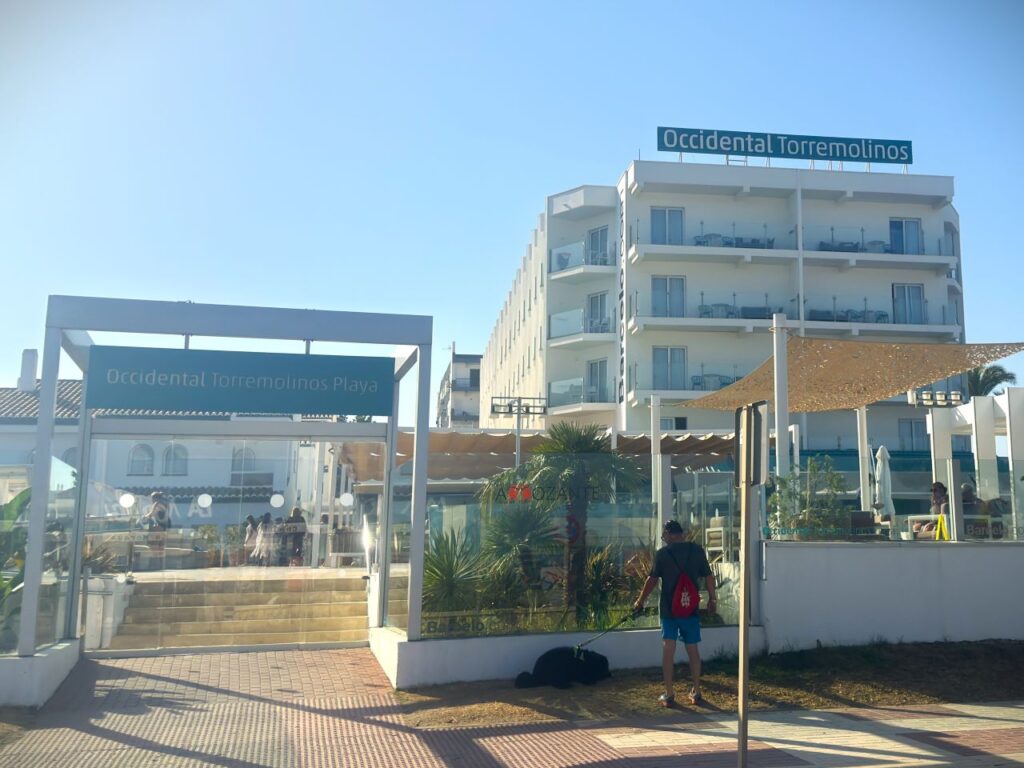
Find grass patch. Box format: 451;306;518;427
396;639;1024;729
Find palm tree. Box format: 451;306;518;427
967;365;1017;397
478;422;644;618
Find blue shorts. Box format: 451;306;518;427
661;615;701;644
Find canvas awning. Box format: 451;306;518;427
688;337;1024;413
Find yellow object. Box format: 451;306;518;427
935;513;950;541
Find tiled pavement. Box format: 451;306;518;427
2;649;1023;767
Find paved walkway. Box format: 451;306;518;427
1;649;1023;767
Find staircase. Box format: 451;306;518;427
108;575;368;650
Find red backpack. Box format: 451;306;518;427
667;545;699;618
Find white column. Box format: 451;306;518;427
19;325;62;656
970;396;999;502
771;313;790;479
855;407;871;512
1004;388;1024;540
377;379;401;628
405;343;431;641
650;394;662;531
928;408;961;541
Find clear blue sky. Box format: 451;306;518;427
3;0;1023;423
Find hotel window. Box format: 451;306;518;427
660;416;689;431
128;444;155;476
587;226;609;263
889;218;922;255
232;447;256;472
650;207;684;245
651;276;685;318
163;445;188;476
587;292;610;332
892;283;925;324
898;419;928;451
652;346;686;389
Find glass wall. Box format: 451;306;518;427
0;466;32;654
35;457;79;648
81;436;382;651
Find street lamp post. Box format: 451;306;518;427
490;396;547;467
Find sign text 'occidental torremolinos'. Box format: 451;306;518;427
657;127;912;164
85;346;394;417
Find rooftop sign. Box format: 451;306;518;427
85;345;395;416
657;127;912;164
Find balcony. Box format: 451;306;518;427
626;363;744;405
549;241;617;283
548;308;618;349
625;220;956;273
801;294;961;339
628;291;790;334
547;377;615;413
450;377;479;392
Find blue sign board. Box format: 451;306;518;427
85;346;395;417
657;127;912;164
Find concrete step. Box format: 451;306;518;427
129;589;367;608
118;615;367;636
131;576;367;596
123;601;367;624
107;628;368;650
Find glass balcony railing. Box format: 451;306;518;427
547;377;614;408
549;241;613;273
802;295;961;326
548;308;616;338
628;363;743;393
629;290;793;322
802;225;950;257
628;218;795;250
624;219;955;258
450;377;479;391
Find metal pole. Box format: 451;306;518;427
737;406;752;768
856;406;871;514
771;314;790;479
515;397;522;469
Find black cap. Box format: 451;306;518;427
663;520;684;535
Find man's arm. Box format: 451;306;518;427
633;576;659;612
705;574;717;611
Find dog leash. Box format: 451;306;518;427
573;609;640;655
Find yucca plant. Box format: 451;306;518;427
422;528;482;613
481;504;560;592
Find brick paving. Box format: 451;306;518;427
1;648;1023;766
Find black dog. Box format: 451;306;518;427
514;647;611;689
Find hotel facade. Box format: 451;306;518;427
480;159;966;453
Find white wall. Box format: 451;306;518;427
0;641;80;707
371;624;767;689
760;541;1024;651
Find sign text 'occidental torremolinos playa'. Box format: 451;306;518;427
657;127;912;164
85;346;394;416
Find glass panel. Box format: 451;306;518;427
651;209;667;244
669;277;685;317
653;347;668;388
904;219;922;255
35;456;78;648
548;308;584;338
81;437;379;651
420;450;662;639
889;219;904;254
667;209;684;245
0;466;31;654
651;277;667;316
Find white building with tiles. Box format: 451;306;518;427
480;158;965;452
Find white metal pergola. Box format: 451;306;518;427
20;295;434;657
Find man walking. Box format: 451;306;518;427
633;520;715;706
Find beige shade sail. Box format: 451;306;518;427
687;336;1024;413
338;430;737;482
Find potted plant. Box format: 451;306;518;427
768;456;849;541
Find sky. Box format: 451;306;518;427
2;0;1023;424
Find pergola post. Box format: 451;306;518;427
856;406;871;513
771;314;790;479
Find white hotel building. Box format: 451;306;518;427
480;159;965;453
